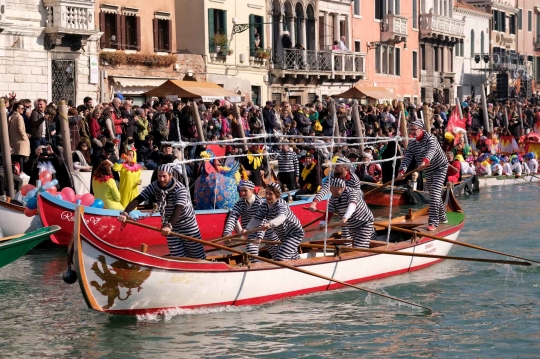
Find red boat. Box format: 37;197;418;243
37;190;327;247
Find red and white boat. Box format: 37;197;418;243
38;190;327;247
70;196;465;315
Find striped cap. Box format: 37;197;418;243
409;120;425;129
335;157;351;165
266;182;282;196
239;180;255;190
157;164;173;174
329;178;346;188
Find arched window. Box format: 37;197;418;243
480;31;484;55
470;30;475;58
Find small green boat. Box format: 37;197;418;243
0;226;61;269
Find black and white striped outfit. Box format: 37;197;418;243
222;195;278;256
314;172;363;240
399;132;448;227
328;188;374;248
247;198;305;261
139;179;206;259
276;150;299;190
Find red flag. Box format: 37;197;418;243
447;105;467;133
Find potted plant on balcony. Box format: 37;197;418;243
256;48;270;60
212;33;228;55
227;49;234;56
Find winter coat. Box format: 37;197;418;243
8;113;30;156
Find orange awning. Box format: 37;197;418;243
145;80;240;102
332;85;401;101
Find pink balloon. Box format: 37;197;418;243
21;184;36;196
24;207;37;217
46;186;57;195
80;193;95;207
38;170;52;184
60;187;76;203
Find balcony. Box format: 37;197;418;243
43;0;99;50
419;11;465;42
381;14;408;43
271;49;366;80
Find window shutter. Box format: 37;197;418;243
249;14;255;56
153;18;159;52
396;47;400;76
259;16;264;49
99;12;106;48
222;10;227;36
168;19;173;53
208;9;215;51
114;13;122;50
136;16;141;51
120;15;126;50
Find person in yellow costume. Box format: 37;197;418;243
113;149;142;208
92;160;123;210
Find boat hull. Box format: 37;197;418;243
38;191;326;246
0;200;42;237
73;219;462;315
0;226;61;268
477;174;540;187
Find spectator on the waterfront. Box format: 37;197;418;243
338;36;348;51
446;152;461;184
29;98;48;150
72;141;92;172
8;101;30;178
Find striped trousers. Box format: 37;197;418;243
266;227;304;261
348;221;375;248
168;225;207;260
245;229;280;262
425;168;447;227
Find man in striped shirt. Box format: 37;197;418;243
276;140;299;191
397;120;448;231
118;164;206;259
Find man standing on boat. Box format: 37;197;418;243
397;120;448;231
319;178;374;248
223;180;277;257
118;164;206;259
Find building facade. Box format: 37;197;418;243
0;0;100;104
419;0;465;104
351;0;421;104
453;0;491;101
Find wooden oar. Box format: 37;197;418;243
300;243;531;266
209;227;265;244
373;221;540;265
302;214;326;229
125;220;433;313
363;168;418;197
0;234;24;242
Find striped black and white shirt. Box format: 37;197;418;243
223;195;263;236
399;133;448;173
139;179;198;231
276;150;299;177
329;187;374;226
247;198;304;238
314;171;363;203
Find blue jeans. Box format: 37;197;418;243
30;137;47;151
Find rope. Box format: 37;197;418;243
385;114;400;246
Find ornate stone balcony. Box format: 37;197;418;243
381;14;408;43
43;0;100;50
419;11;465;42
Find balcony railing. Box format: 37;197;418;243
420;70;440;88
419;12;465;40
272;49;365;75
44;0;95;32
381;14;408;43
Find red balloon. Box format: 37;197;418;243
38;170;52;184
20;184;36;196
46;186;57;195
60;187;76;203
24;207;38;217
80;193;95;207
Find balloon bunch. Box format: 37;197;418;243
20;170;57;217
56;187;104;208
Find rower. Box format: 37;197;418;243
118;164;206;259
397;120;448;231
319;178;374;248
222;180;277;256
246;182;305;261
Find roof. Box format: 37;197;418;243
332;85;401;101
144;80;240;102
454;0;490;16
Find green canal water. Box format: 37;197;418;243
1;185;539;358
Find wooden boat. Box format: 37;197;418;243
476;174;540;187
0;199;42;237
0;226;61;269
70;193;464;315
38;190;327;247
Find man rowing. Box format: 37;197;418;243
319;178;374;248
246;182;305;261
397;120;448;231
118;164;206;259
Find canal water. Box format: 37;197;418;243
1;185;539;358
